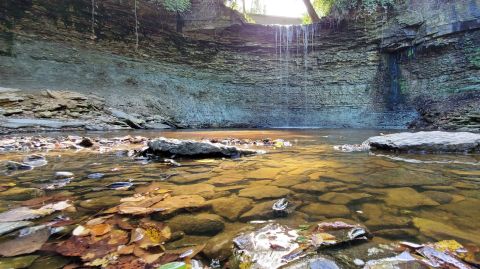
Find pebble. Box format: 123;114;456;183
55;171;74;178
87;173;105;179
353;259;365;266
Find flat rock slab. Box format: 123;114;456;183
147;137;260;158
1;118;86;129
367;131;480;153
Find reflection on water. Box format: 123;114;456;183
1;129;479;265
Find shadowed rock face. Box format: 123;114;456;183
0;0;479;129
367;131;480;153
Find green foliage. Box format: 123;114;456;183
311;0;397;18
470;47;480;68
160;0;191;12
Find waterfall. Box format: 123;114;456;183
274;23;317;127
91;0;96;40
134;0;139;51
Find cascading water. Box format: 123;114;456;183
274;24;317;127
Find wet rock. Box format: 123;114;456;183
239;200;276;221
168;213;225;236
146;137;259;158
206;173;246;185
0;255;40;269
170;173;210;184
232;224;302;269
79;196;122;210
54;171;74;178
238;186;290;200
151;195;207;215
203;224;253;261
360;204;411;229
171;183;215;198
291;182;329;193
422;191;455;204
373;228;419;240
209;196;253;221
87;173;105;179
78;137;94;147
22;155;47;167
384;187;439;208
1;118;87;129
270;175;307;187
110;109;145;129
5;161;33;171
0;221;33;236
245;167;281;179
363;251;429;269
300;203;350;218
367;131;480;153
412;217;480;245
318;192;372;205
437;199;479;221
283;256;341;269
0;187;45;201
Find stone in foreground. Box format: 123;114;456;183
367;131;480;153
146;137;260;158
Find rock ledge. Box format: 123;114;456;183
367;131;480;153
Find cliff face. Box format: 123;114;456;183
0;0;479;129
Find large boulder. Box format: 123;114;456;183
367;131;480;153
146;137;260;158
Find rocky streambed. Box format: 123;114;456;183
0;129;479;268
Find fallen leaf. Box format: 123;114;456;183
118;205;155;216
105;255;146;269
117;245;135;255
86;215;113;226
107;230;129;245
0;227;50;256
90;223;112;237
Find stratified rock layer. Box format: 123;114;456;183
1;0;479;130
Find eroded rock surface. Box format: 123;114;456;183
146;137;260;158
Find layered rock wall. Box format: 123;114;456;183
0;0;479;129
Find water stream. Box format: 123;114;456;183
0;129;479;267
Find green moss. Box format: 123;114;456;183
469;47;480;68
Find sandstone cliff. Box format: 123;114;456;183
0;0;479;130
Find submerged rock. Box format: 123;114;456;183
146;137;260;158
209;196;253;221
238;186;290;200
384;187;439;208
367;131;480;153
300;203;350;218
0;187;45;201
168;213;225;236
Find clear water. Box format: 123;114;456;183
1;129;479;265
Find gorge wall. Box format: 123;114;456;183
0;0;479;129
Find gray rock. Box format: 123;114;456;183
367;131;480;153
109;108;145;129
146;137;259;158
0;118;86;129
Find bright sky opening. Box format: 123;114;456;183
244;0;307;18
